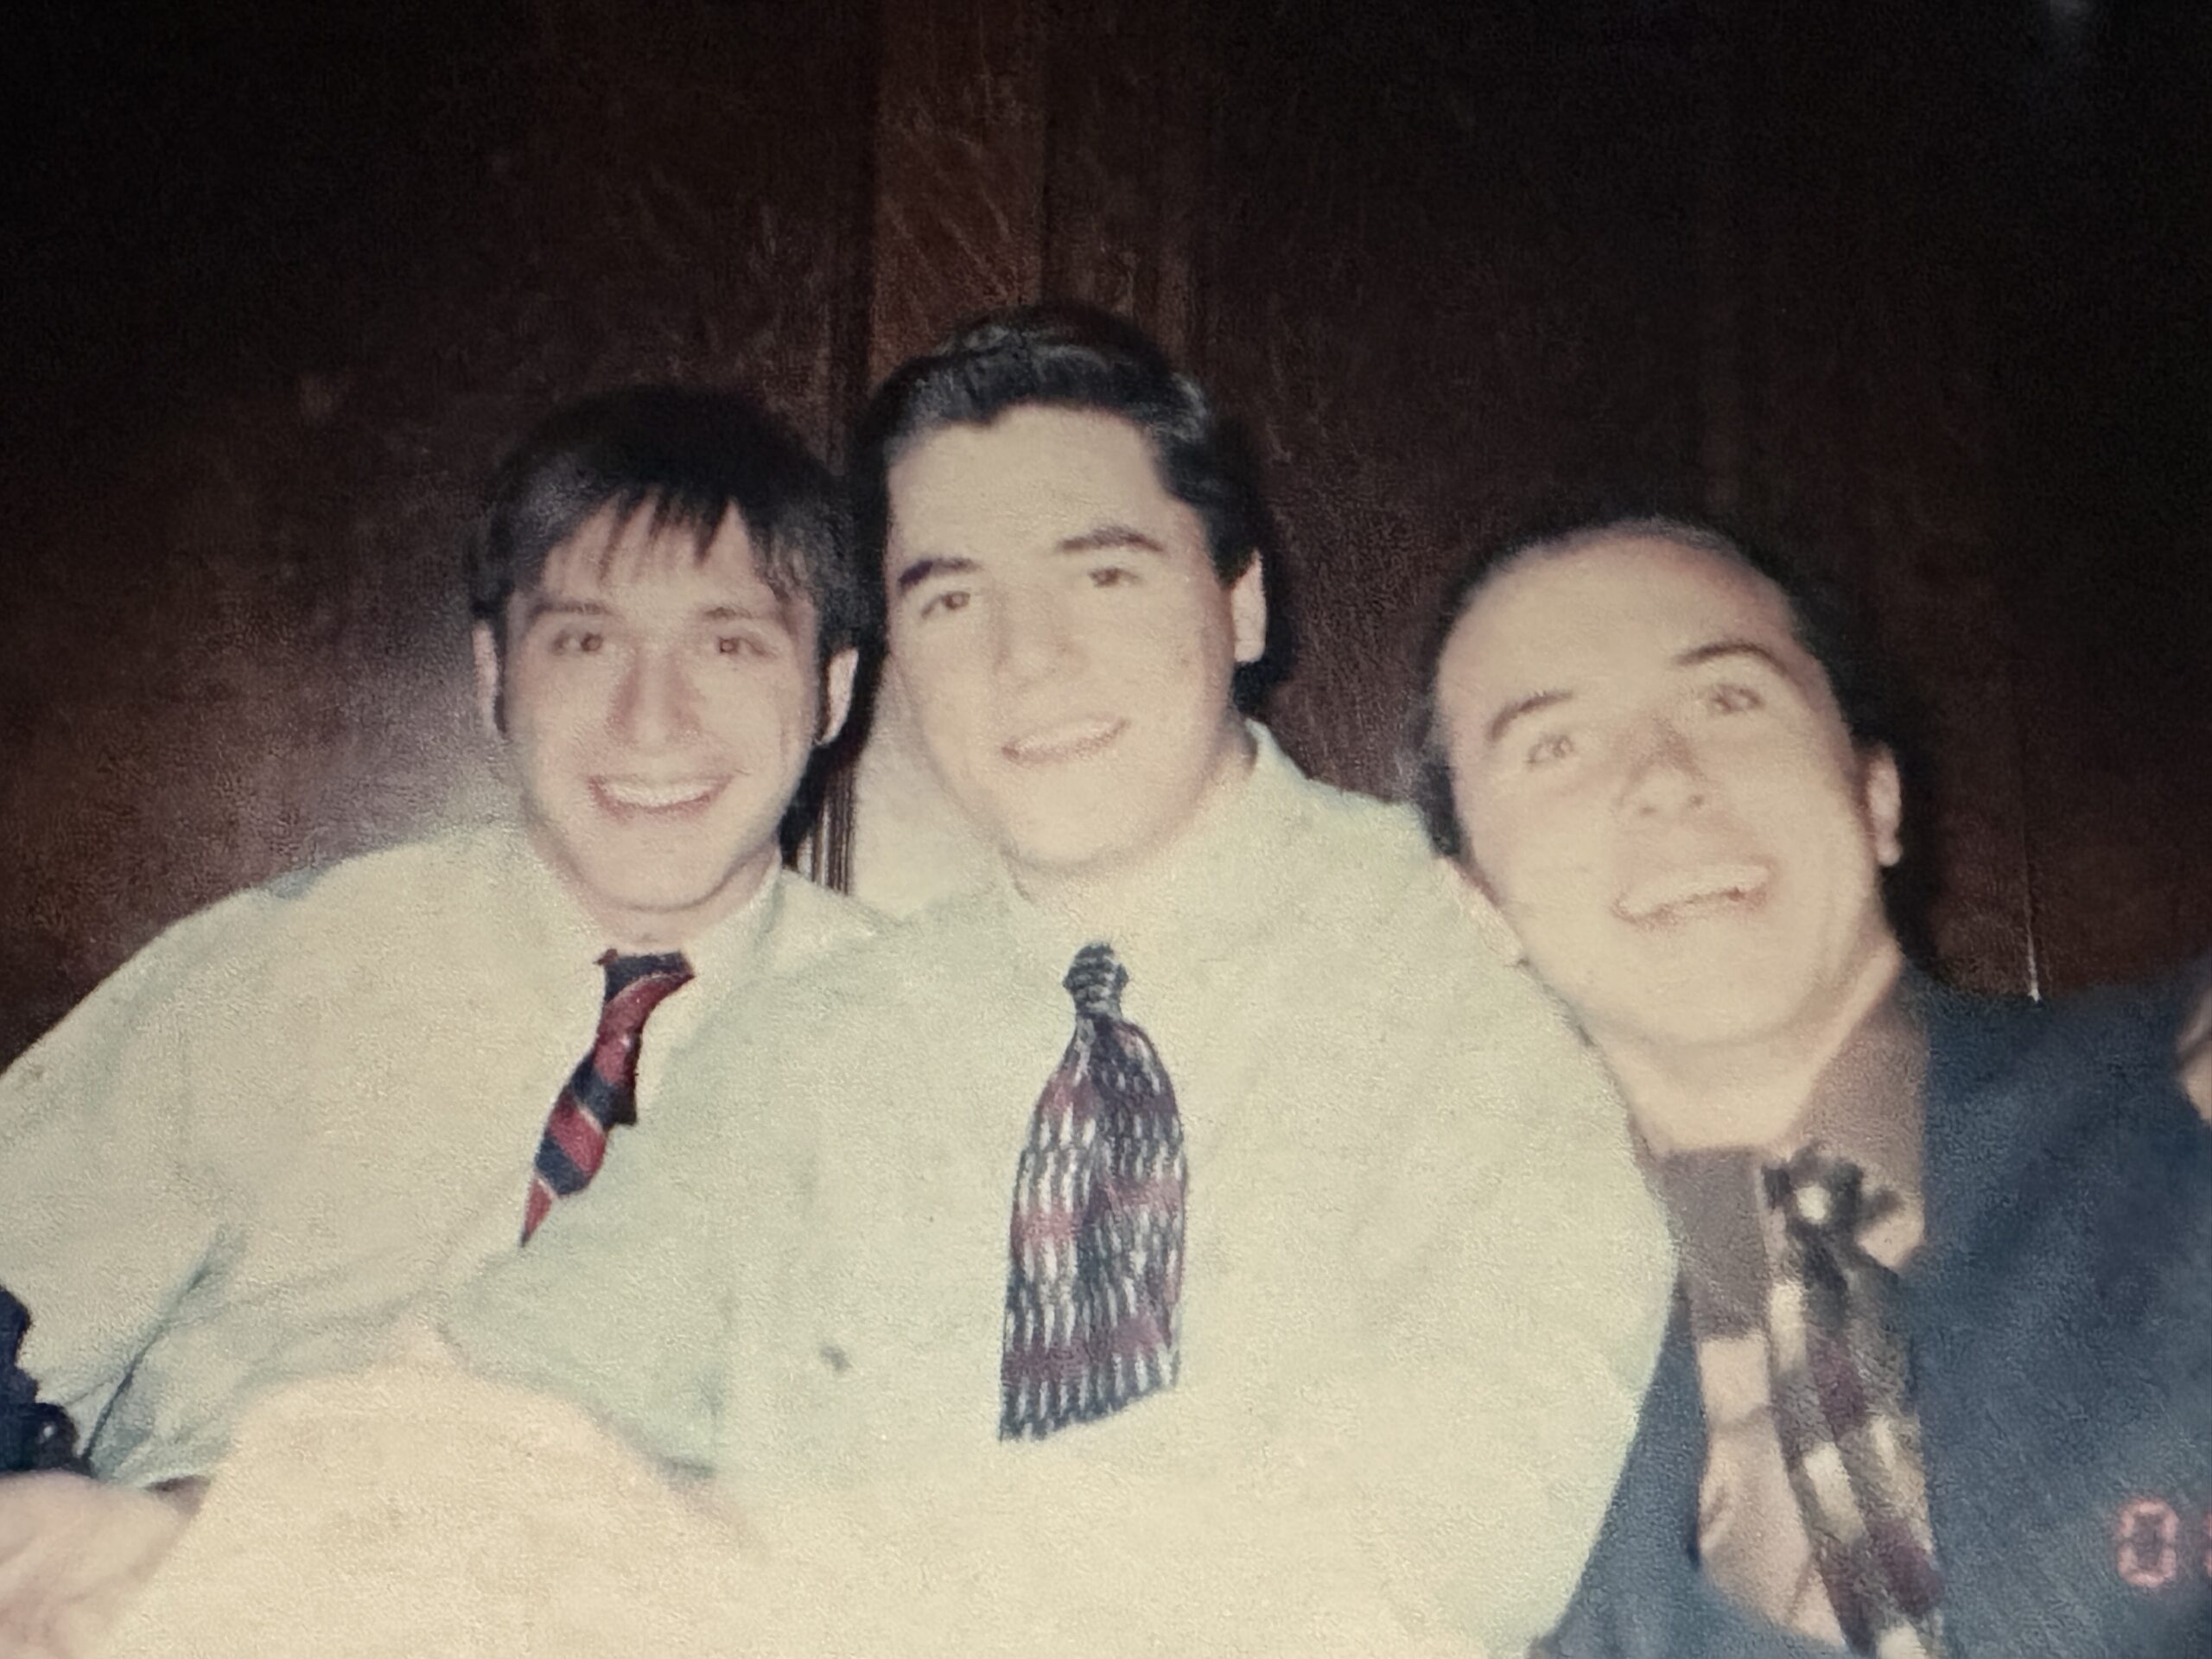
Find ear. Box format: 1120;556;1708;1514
817;646;860;747
1228;556;1268;666
1446;858;1529;967
1862;744;1904;868
470;623;506;741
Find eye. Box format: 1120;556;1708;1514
918;589;970;619
1703;682;1764;715
549;630;605;656
1525;731;1576;768
715;633;767;658
1089;565;1135;589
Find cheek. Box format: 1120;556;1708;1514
898;658;992;753
505;667;606;741
702;670;816;753
1460;788;1601;909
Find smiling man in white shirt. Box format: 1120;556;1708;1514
0;385;873;1649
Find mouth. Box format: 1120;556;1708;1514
1001;716;1125;766
592;776;728;817
1615;862;1771;926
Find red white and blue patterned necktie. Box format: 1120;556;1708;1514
1763;1142;1946;1656
1001;942;1187;1440
519;949;692;1244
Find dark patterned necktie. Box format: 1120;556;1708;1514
1762;1143;1946;1657
520;949;693;1243
1000;942;1187;1440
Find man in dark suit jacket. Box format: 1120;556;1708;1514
1414;512;2212;1657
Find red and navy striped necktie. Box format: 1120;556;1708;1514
520;949;693;1243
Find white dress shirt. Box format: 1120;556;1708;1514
0;823;872;1485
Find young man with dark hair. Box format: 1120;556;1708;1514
0;386;872;1643
1421;515;2212;1656
447;308;1675;1651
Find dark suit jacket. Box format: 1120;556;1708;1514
1548;975;2212;1657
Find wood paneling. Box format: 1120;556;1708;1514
6;0;2206;1063
866;0;1047;380
1;1;878;1061
1189;1;1708;797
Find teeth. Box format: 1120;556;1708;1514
1618;863;1769;923
599;779;720;810
1004;718;1122;764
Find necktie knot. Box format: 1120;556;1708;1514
598;948;693;1003
1063;942;1129;1020
1763;1142;1892;1244
593;950;694;1047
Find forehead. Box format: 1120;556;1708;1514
530;503;790;611
884;404;1181;550
1438;537;1813;725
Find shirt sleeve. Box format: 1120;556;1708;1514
440;1077;735;1475
0;891;278;1462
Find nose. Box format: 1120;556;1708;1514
1618;719;1707;818
992;586;1077;686
613;645;700;747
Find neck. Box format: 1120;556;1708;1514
1600;937;1908;1157
1010;721;1255;940
535;836;776;957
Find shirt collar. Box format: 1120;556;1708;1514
1651;978;1930;1342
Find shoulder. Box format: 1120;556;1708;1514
1;882;289;1090
1271;762;1577;1038
1930;972;2193;1122
246;826;518;927
755;870;885;981
766;887;1008;1021
1262;738;1439;875
1927;969;2210;1220
11;836;468;1042
694;890;1033;1116
1242;736;1484;959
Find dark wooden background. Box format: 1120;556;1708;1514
5;0;2207;1064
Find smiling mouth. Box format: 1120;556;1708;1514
593;777;728;815
1615;863;1771;925
1001;717;1125;766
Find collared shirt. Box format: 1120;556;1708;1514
450;726;1674;1651
0;823;872;1486
1650;983;1930;1645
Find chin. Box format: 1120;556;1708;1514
1640;1093;1806;1153
1005;837;1126;880
1624;980;1814;1049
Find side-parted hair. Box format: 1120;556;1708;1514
1409;513;1911;862
849;304;1266;645
467;385;866;665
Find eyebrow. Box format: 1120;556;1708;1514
1673;639;1796;679
520;596;613;626
519;597;780;626
1484;689;1573;748
1481;639;1798;749
1056;523;1166;557
893;554;977;597
893;524;1166;597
